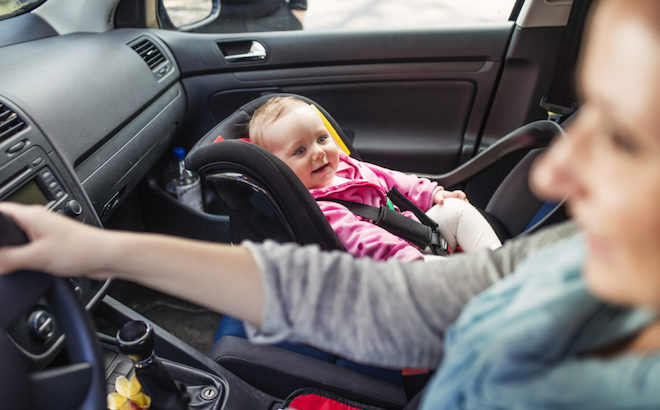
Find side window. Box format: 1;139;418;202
160;0;520;34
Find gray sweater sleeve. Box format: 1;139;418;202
242;221;576;369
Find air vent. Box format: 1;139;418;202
130;38;166;70
0;103;26;143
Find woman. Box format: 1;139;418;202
1;0;659;407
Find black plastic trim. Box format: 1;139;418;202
420;120;562;187
155;23;514;77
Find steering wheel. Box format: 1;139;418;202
0;213;106;410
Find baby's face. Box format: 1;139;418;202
263;104;339;189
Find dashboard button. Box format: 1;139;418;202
64;200;83;216
6;140;26;154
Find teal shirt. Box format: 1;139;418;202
421;235;660;409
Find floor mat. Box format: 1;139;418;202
106;279;221;354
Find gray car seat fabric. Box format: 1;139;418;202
486;148;547;237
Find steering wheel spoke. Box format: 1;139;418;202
0;271;54;328
29;362;94;410
0;332;29;410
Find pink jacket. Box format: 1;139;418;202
309;153;441;262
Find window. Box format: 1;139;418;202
160;0;519;34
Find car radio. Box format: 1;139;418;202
0;145;83;218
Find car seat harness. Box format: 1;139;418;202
317;187;450;256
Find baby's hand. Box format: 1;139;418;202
433;189;468;205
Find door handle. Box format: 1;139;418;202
223;41;267;62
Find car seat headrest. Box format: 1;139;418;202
211;103;351;156
191;93;359;159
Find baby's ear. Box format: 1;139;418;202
309;104;350;156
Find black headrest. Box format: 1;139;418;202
191;92;359;159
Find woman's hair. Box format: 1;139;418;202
248;96;308;148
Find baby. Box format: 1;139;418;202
249;96;501;262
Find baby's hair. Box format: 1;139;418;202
248;96;309;148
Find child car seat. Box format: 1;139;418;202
186;93;565;247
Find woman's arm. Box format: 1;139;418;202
0;202;575;368
0;203;265;326
244;221;577;368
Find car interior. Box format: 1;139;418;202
0;0;583;408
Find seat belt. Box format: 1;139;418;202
386;187;439;230
539;0;592;122
317;197;449;255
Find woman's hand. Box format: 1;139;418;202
290;9;307;25
433;189;468;205
0;202;111;279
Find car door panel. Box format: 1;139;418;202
157;24;514;174
282;80;475;174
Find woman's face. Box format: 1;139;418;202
532;0;660;309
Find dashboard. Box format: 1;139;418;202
0;26;185;366
0;27;184;219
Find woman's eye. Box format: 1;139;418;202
610;132;639;155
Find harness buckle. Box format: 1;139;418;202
539;96;577;123
429;231;450;256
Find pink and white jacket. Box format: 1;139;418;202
309;153;441;262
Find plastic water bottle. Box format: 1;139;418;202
172;146;203;211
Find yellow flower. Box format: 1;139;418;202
107;374;151;410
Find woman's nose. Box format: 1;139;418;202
531;123;587;202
